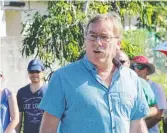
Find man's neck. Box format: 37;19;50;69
97;63;116;87
96;61;114;72
30;82;44;93
142;76;148;81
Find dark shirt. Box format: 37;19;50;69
17;84;47;133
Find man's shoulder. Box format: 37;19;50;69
140;78;149;85
61;60;81;70
17;84;30;94
120;66;138;79
118;67;141;90
54;60;83;76
149;80;163;90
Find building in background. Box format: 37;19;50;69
0;1;48;92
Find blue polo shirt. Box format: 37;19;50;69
39;56;149;133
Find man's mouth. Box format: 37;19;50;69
93;50;104;53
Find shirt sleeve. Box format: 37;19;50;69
131;77;149;120
39;70;65;119
153;82;167;110
17;90;24;112
4;88;12;99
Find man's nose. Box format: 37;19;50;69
95;36;103;45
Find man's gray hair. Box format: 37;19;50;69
85;12;123;41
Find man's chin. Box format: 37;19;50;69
92;58;106;65
31;80;40;83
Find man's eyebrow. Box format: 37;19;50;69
88;31;110;35
88;31;97;34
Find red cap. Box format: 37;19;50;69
132;56;155;75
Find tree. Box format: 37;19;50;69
21;1;167;79
22;1;86;69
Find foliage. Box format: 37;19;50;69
150;73;167;96
121;29;148;59
22;0;86;70
135;2;167;41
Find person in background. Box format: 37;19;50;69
131;55;167;133
115;50;157;133
16;59;47;133
0;70;19;133
39;13;149;133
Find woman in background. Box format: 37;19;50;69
0;71;19;133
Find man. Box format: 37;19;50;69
16;59;47;133
115;50;157;133
39;13;149;133
131;55;167;133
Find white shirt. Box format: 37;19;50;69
148;80;167;133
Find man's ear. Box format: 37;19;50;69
1;75;4;82
146;68;150;75
127;60;131;66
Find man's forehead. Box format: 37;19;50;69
116;51;129;60
88;20;114;32
119;56;128;61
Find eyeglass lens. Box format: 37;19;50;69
131;64;147;70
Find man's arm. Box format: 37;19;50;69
39;112;60;133
130;119;148;133
145;109;163;129
4;93;19;133
15;112;23;133
146;105;158;119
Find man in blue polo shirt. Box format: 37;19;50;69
39;13;149;133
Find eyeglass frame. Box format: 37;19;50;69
119;60;128;65
86;33;118;43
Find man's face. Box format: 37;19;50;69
131;64;148;78
85;20;118;67
28;70;44;83
115;51;130;67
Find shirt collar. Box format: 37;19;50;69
82;55;122;69
82;55;96;71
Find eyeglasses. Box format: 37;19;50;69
130;64;147;70
86;33;117;43
119;60;127;64
29;70;41;74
